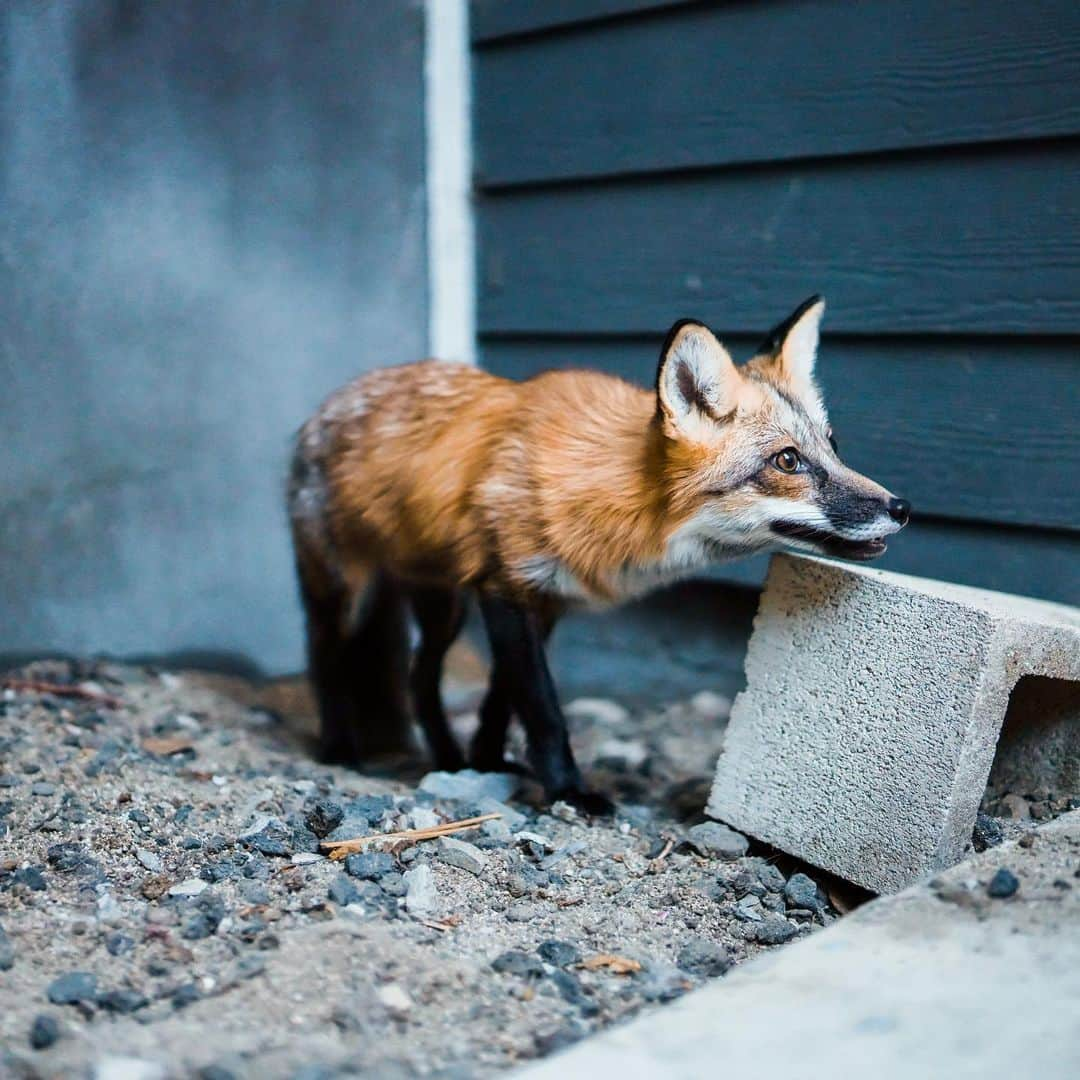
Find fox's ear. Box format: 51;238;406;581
759;295;825;391
656;319;740;439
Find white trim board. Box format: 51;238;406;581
424;0;475;365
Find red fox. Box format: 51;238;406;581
288;297;909;814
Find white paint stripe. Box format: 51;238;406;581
424;0;475;365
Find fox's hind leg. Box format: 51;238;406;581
297;561;414;764
408;586;467;771
470;609;558;773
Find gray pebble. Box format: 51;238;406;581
31;781;56;796
676;938;730;977
784;872;826;914
418;769;518;803
136;848;164;873
344;851;394;880
30;1014;60;1050
14;866;47;891
987;868;1019;898
97;988;149;1014
757;863;787;893
505;901;542;923
753;917;798;945
328;875;361;907
491;950;545;978
47;971;98;1005
537;940;580;968
438;836;488;876
686;822;749;860
105;932;135;957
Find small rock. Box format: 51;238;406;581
492;950;544;978
171;984;200;1009
505;901;541;923
46;842;89;873
687;822;749;860
784;872;826;914
676;938;730;977
14;865;47;891
30;1013;61;1050
47;970;98;1005
328;875;361;907
537;940;580;968
408;807;441;831
92;1057;166;1080
638;961;690;1003
135;848;163;873
31;781;57;796
377;983;413;1015
97;893;124;923
564;698;629;725
734;894;765;922
972;813;1005;852
418;769;518;803
753;917;798;945
105;933;135;957
344;851;394;881
402;864;437;917
689;690;731;721
378;871;407;898
987;868;1020;898
437;836;487;876
167;878;208;898
757;863;787;893
97;988;149;1014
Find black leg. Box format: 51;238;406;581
469;613;553;773
469;670;514;772
409;586;467;771
478;594;613;815
299;566;414;764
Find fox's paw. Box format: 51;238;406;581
552;787;616;818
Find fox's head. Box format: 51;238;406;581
654;296;909;562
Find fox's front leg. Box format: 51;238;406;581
478;593;614;817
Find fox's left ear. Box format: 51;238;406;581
760;295;826;393
656;319;741;441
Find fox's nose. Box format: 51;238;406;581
887;497;911;526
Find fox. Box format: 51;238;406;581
287;296;910;815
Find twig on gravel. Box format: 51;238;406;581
578;954;642;975
1;677;124;709
320;813;501;859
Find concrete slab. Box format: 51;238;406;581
708;555;1080;892
514;810;1080;1080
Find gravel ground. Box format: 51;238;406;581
0;657;1070;1079
0;656;832;1080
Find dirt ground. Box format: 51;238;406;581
0;653;1060;1079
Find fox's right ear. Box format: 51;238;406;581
656;319;740;440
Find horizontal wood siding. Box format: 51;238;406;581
475;0;1080;184
479;144;1080;335
472;0;1080;602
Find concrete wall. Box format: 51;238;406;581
0;1;428;673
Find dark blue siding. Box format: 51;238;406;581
472;0;1080;603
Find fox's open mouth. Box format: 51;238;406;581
770;521;888;561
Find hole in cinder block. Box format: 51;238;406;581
982;675;1080;816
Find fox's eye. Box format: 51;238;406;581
827;428;838;453
773;448;801;473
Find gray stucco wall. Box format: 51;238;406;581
0;1;428;673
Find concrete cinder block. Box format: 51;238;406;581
708;555;1080;893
